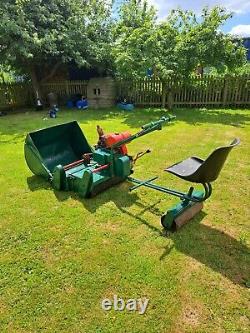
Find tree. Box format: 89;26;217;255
155;7;247;79
0;64;17;83
113;0;157;79
0;0;113;100
113;3;247;89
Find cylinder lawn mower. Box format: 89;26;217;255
24;116;240;231
24;116;173;198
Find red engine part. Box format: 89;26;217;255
104;131;131;155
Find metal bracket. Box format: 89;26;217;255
128;176;210;203
128;176;158;192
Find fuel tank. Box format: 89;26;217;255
104;131;131;155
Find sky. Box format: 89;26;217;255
148;0;250;36
115;0;250;37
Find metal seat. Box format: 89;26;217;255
165;138;240;183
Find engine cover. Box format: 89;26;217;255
104;131;131;155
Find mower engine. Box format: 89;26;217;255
96;128;132;155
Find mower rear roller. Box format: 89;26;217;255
161;201;204;231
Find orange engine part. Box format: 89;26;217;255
104;131;131;155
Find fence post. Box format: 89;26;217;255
167;78;174;110
222;75;229;107
66;80;70;98
161;81;167;108
167;90;173;110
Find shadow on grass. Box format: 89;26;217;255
126;200;250;287
27;175;163;237
0;108;120;136
27;175;140;209
173;108;250;127
27;175;250;287
0;107;169;136
27;175;52;191
159;212;250;287
1;107;249;138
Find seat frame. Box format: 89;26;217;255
128;138;240;230
129;138;240;204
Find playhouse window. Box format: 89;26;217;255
94;88;101;95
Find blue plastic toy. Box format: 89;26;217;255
76;98;88;109
49;105;59;118
117;102;134;111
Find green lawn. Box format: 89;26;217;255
0;107;249;333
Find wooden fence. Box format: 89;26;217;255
40;80;88;103
117;75;250;108
0;82;33;110
117;78;162;106
0;80;88;110
0;76;249;110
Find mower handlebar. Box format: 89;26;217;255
110;115;176;149
141;115;176;130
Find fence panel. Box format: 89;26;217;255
0;83;32;109
170;76;225;107
118;75;250;108
117;78;162;106
41;80;88;103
